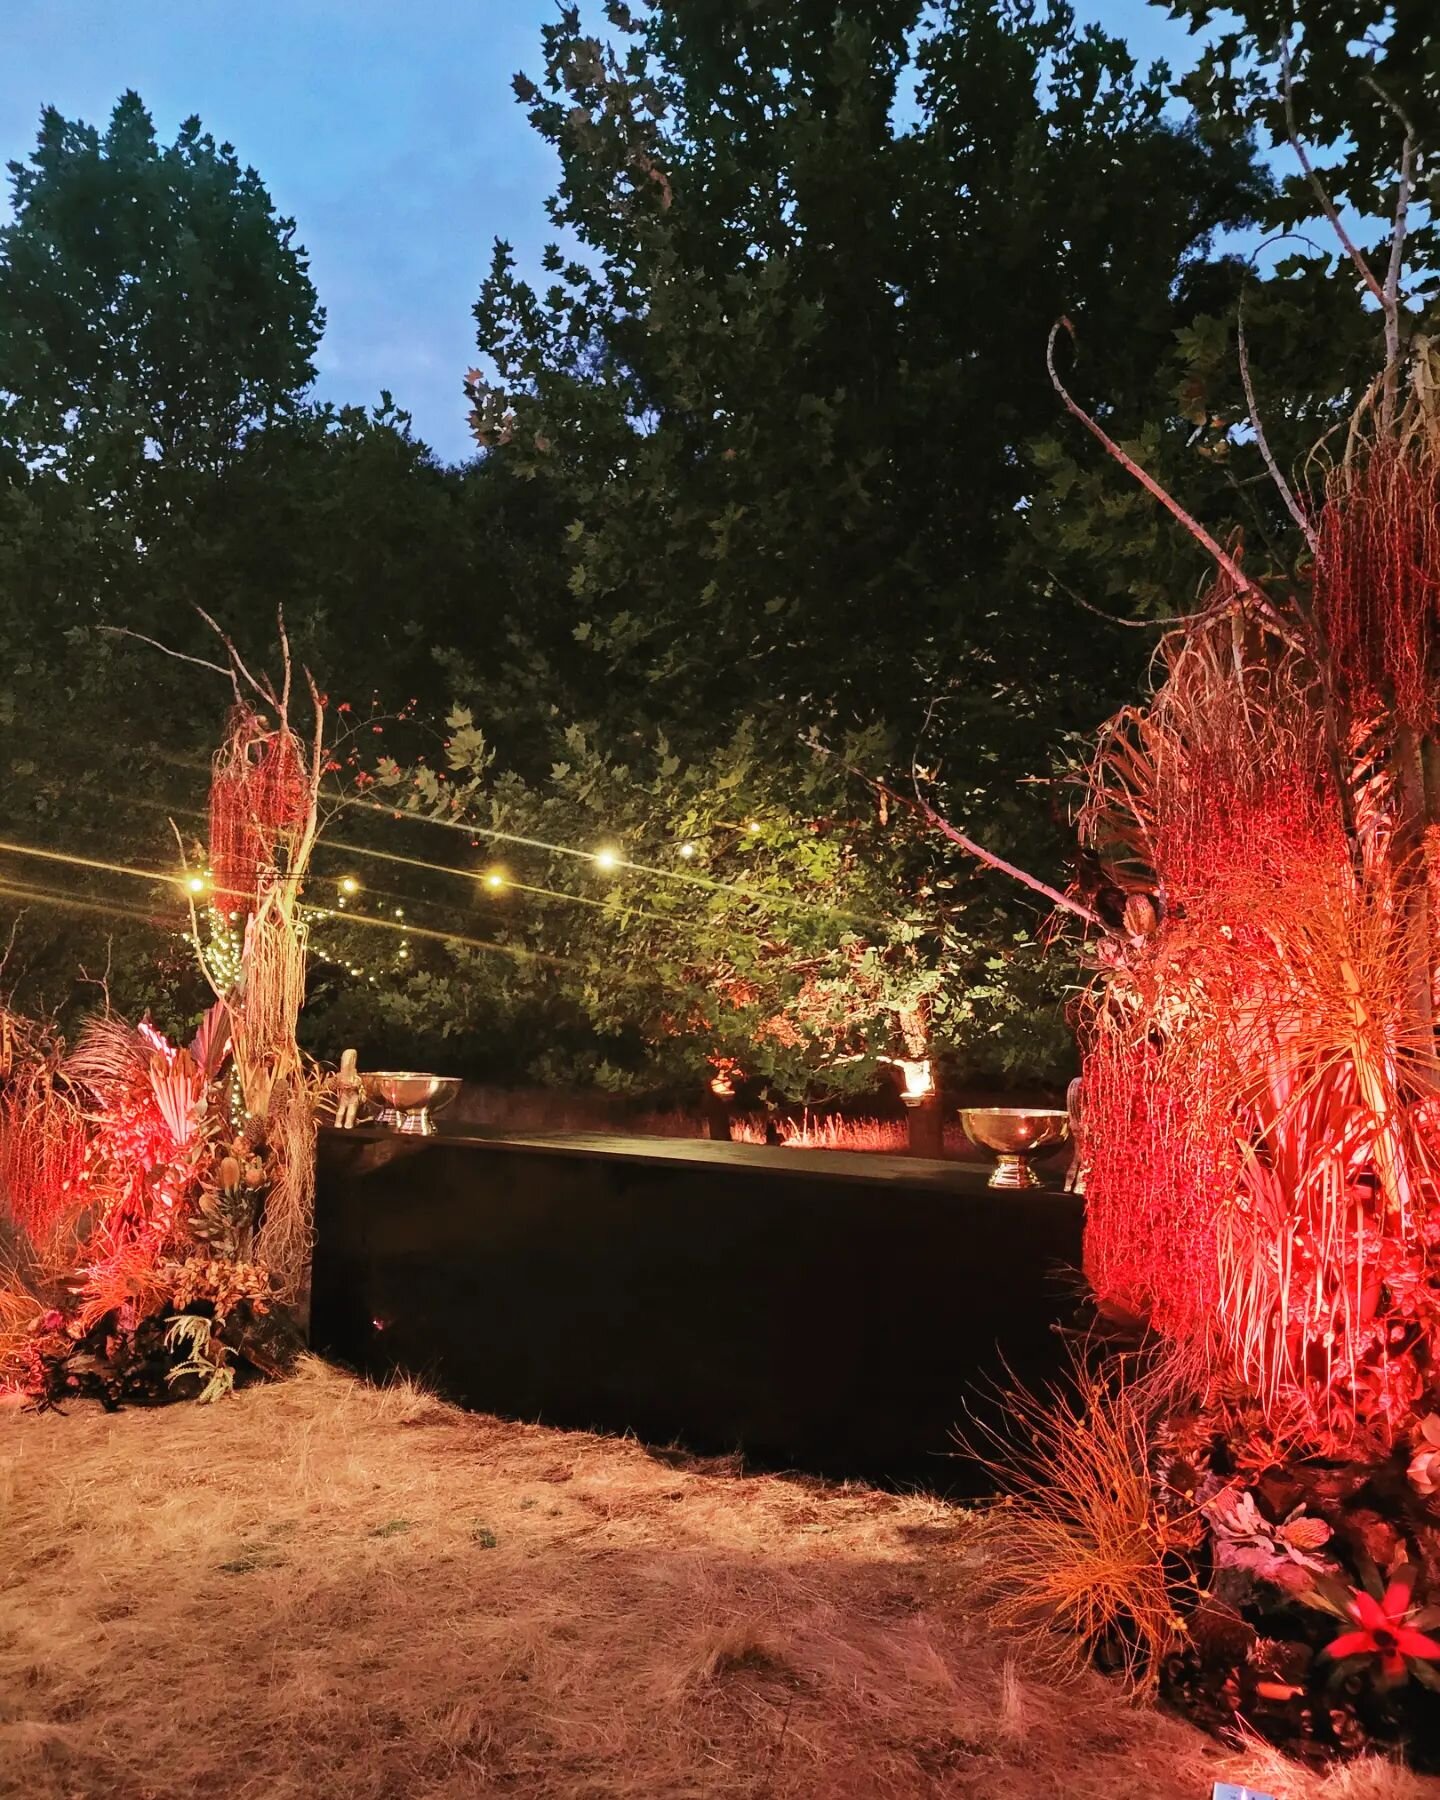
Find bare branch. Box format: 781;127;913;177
1046;319;1304;654
277;603;293;719
169;817;225;1003
193;607;273;708
1372;85;1418;426
99;626;234;689
1047;569;1225;631
1237;289;1318;555
1280;36;1386;309
809;740;1100;927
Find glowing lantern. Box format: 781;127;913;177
896;1058;934;1108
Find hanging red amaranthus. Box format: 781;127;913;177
208;706;311;909
1313;446;1440;736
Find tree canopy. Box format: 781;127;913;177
395;0;1276;1095
0;6;1429;1105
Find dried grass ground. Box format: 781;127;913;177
2;1360;1436;1800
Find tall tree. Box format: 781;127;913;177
0;95;488;1033
0;92;321;493
415;0;1275;1095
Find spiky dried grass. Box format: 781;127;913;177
971;1360;1182;1696
2;1358;1430;1800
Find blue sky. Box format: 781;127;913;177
2;2;1201;464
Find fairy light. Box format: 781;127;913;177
747;821;762;835
340;875;359;895
593;846;621;871
198;905;244;992
187;875;207;894
678;842;697;860
484;869;507;890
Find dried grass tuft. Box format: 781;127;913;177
1;1358;1432;1800
972;1361;1181;1695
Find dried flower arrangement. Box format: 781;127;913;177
0;619;326;1409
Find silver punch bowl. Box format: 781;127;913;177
361;1071;461;1136
956;1107;1070;1189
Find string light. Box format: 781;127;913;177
678;842;697;860
187;875;207;894
593;847;621;871
198;905;244;991
339;813;875;923
484;869;507;890
340;875;359;894
747;821;763;835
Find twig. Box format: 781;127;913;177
1046;319;1305;655
1047;569;1221;630
1280;36;1386;310
99;626;234;688
277;603;292;718
169;818;225;1003
1236;287;1318;556
1364;73;1420;428
809;740;1100;926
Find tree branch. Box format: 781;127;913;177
1046;319;1304;654
809;740;1100;927
1236;288;1318;556
99;626;235;690
1280;36;1386;310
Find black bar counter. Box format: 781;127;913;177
311;1126;1084;1494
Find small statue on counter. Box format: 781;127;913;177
334;1047;363;1129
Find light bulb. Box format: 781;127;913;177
594;846;621;871
187;875;206;894
678;842;696;859
747;821;762;835
485;869;506;890
340;875;359;895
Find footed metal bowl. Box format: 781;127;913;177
362;1071;461;1137
957;1106;1070;1189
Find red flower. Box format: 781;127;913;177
1323;1576;1440;1679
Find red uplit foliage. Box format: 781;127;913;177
1079;1035;1230;1347
0;1064;88;1251
1314;447;1440;736
1073;436;1440;1444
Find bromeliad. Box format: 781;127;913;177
1320;1570;1440;1682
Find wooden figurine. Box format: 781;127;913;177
334;1047;363;1129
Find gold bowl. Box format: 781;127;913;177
362;1071;461;1136
957;1107;1070;1189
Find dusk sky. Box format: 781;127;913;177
3;2;1200;464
